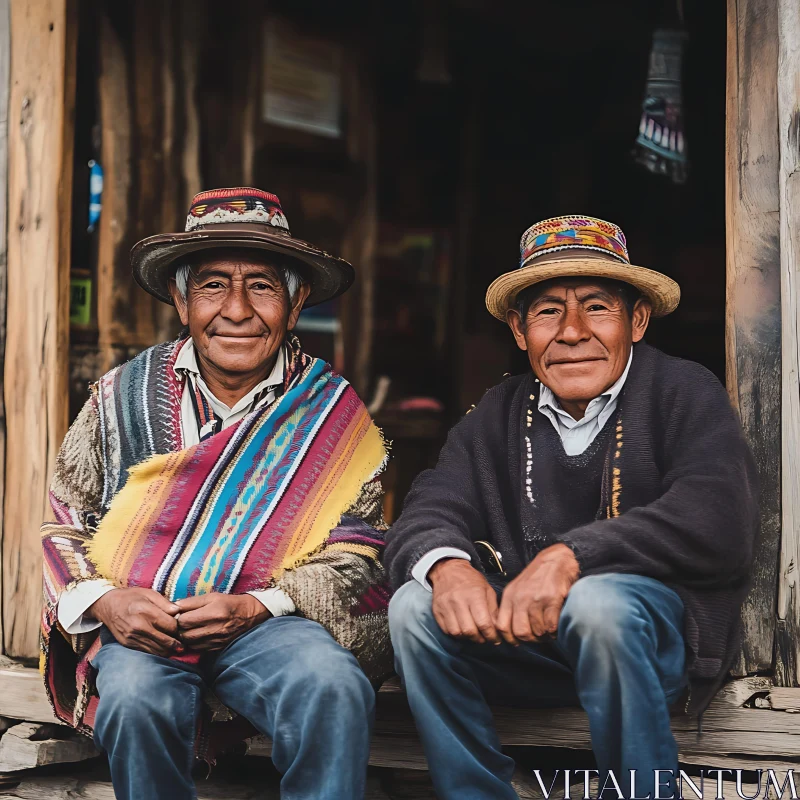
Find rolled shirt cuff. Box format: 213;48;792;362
411;547;472;591
57;579;116;635
247;588;296;617
58;581;296;635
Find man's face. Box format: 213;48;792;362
507;278;651;407
168;249;310;378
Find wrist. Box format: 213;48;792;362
242;594;272;625
540;543;579;575
428;558;473;586
87;588;118;623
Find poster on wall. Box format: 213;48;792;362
262;18;343;139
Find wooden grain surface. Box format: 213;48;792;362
0;722;98;772
768;686;800;709
3;0;76;658
247;688;800;768
0;0;10;655
0;771;395;799
339;56;378;395
96;4;157;371
0;668;59;724
0;777;272;800
725;0;783;676
776;0;800;688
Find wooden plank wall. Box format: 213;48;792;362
96;1;201;374
0;0;10;653
776;0;800;687
725;0;783;675
4;0;77;658
339;56;378;398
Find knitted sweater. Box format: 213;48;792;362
384;342;759;713
523;411;614;559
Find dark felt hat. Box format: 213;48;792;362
130;187;355;307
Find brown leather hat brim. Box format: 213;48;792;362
130;224;355;307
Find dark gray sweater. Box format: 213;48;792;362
383;342;759;713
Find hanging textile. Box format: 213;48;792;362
633;28;689;184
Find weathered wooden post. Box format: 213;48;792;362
725;0;783;677
0;0;10;655
776;0;800;688
3;0;77;659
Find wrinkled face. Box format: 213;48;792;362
168;249;309;379
507;278;651;406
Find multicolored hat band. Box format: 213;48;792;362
485;214;680;320
186;188;290;233
131;187;354;308
520;216;629;268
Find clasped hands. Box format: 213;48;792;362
428;543;580;645
87;589;271;657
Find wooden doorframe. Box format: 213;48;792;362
3;0;77;658
726;0;782;678
0;0;796;673
776;0;800;688
726;0;800;686
0;0;10;654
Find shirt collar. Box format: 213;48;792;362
537;347;633;425
174;338;285;416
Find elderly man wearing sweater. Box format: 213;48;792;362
384;216;758;800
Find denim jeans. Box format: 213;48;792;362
91;615;375;800
389;573;686;800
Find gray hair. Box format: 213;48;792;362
174;261;303;302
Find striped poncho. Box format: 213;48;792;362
41;335;393;734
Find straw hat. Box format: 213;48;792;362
131;187;354;307
485;215;680;320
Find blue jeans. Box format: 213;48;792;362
92;616;375;800
389;573;686;800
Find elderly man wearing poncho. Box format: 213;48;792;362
41;188;392;800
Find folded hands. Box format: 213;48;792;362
427;543;580;646
88;588;271;657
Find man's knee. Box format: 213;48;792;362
388;580;439;654
279;632;375;716
559;574;651;651
93;645;200;736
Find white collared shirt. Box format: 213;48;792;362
536;349;632;456
57;340;296;634
411;349;634;589
176;338;285;446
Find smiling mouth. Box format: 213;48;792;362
548;358;605;366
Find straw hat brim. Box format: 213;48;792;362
485;255;680;320
131;226;355;307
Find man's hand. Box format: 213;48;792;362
89;587;184;657
496;544;580;645
174;593;271;651
428;559;500;644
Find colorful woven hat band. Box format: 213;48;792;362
520;216;629;268
186;187;291;234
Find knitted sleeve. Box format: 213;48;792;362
275;477;393;682
41;392;105;654
560;363;759;586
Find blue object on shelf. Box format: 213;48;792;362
88;159;103;232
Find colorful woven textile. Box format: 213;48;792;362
41;336;392;733
520;216;629;268
186;187;290;233
89;356;386;600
